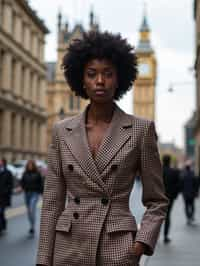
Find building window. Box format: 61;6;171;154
29;30;32;51
21;65;25;98
21;117;25;147
0;0;4;26
37;77;40;104
11;112;16;147
29;71;33;100
36;123;41;150
21;21;25;45
12;10;16;38
11;58;16;93
30;120;33;149
69;94;74;110
0;49;4;89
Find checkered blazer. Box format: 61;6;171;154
37;104;168;266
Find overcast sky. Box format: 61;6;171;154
29;0;195;148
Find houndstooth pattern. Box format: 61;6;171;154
36;104;168;266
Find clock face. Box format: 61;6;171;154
138;62;150;76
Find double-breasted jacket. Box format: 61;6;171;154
37;105;168;266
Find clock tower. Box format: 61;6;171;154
133;11;157;121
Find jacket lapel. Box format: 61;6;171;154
63;109;109;194
95;105;132;175
62;104;133;194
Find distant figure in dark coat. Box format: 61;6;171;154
0;158;13;234
20;160;43;235
162;155;180;243
180;164;198;225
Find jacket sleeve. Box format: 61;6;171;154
37;123;66;266
135;121;168;255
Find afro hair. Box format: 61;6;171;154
62;30;138;100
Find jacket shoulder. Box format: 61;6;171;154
131;114;153;129
53;113;82;130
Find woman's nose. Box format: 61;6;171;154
96;74;104;84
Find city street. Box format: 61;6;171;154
1;181;200;266
147;195;200;266
0;180;145;266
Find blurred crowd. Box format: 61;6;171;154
162;154;200;244
0;158;46;236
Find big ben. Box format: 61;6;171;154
133;11;157;121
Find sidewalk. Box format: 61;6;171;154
145;195;200;266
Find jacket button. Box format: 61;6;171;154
111;164;118;171
73;212;79;219
68;164;74;171
74;197;80;204
101;198;109;205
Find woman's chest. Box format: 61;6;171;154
86;124;110;159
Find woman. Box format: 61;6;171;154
37;31;168;266
20;160;43;235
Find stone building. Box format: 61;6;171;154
0;0;49;162
133;11;157;121
184;112;196;162
194;0;200;173
46;11;99;146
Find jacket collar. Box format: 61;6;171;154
63;103;133;195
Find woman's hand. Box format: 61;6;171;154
133;241;146;258
14;186;23;194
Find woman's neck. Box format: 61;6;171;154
87;102;115;124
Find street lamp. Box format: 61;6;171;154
167;81;194;93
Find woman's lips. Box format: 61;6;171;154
94;89;106;96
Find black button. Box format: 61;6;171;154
101;198;109;205
74;197;80;204
73;212;79;219
111;164;118;171
68;164;74;171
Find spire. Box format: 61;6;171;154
140;2;150;32
57;10;62;31
90;8;94;28
136;3;153;54
89;7;99;31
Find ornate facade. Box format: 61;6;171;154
0;0;49;162
46;11;99;146
133;13;157;121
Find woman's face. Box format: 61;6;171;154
83;59;118;104
27;161;34;171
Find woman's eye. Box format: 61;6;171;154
105;71;113;77
87;72;96;78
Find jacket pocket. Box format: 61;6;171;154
55;214;71;232
106;216;138;233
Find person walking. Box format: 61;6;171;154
36;31;168;266
180;164;198;225
162;154;180;243
20;160;43;235
0;158;13;235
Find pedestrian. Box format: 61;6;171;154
162;154;180;243
20;160;43;235
0;158;13;235
180;164;198;225
36;31;168;266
